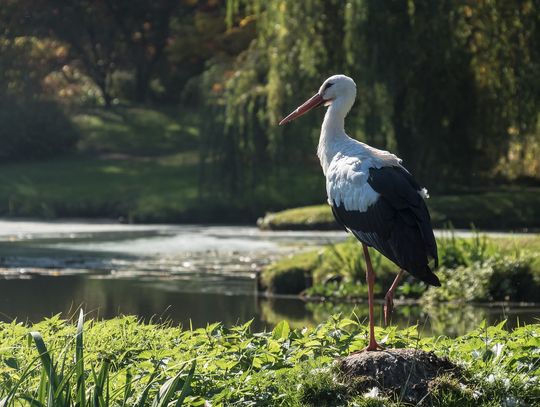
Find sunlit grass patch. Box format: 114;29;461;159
73;106;201;156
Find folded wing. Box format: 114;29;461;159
331;166;440;286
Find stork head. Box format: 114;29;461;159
279;74;357;125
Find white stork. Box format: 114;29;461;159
279;74;439;351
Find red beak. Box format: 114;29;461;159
278;93;325;125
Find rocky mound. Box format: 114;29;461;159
338;349;461;404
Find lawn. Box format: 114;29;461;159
0;105;326;222
72;106;201;156
0;153;329;223
0;154;200;222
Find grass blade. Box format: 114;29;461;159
151;372;183;407
29;332;58;390
174;360;196;407
152;360;197;407
92;359;110;407
54;366;76;401
121;369;132;407
37;367;47;405
135;365;161;407
29;332;65;405
46;369;53;407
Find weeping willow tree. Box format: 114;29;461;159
201;0;539;197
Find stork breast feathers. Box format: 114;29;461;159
326;155;381;212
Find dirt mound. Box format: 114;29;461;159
338;348;460;404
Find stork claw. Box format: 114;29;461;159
350;340;385;354
362;341;385;352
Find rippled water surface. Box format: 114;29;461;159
0;219;537;335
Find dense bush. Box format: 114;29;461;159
0;96;79;160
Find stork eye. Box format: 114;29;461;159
323;82;334;91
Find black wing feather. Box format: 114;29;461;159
331;166;440;286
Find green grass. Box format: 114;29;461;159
262;233;540;303
257;205;338;230
0;314;538;406
258;188;540;231
0;153;327;222
0;103;327;222
72;106;201;156
0;154;201;222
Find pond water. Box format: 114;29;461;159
0;220;537;336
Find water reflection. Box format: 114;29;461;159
258;298;540;336
0;276;264;329
0;274;537;336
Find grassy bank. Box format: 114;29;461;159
0;314;538;406
0;106;325;223
4;151;539;226
262;233;540;304
0;154;326;223
258;187;540;231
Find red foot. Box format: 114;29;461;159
363;341;384;352
351;340;384;354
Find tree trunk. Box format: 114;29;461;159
95;76;113;108
134;67;151;103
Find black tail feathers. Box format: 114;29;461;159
418;266;441;287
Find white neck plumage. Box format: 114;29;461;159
317;97;355;174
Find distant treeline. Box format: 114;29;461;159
0;0;538;190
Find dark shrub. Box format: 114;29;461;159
489;258;540;302
0;96;79;160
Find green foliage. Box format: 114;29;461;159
264;232;540;303
0;316;537;406
0;312;197;406
422;264;494;303
213;0;540;190
437;230;495;268
422;256;540;304
0;96;79;160
261;251;320;294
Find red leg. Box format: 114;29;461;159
360;244;383;351
384;270;404;326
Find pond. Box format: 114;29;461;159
0;219;537;336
